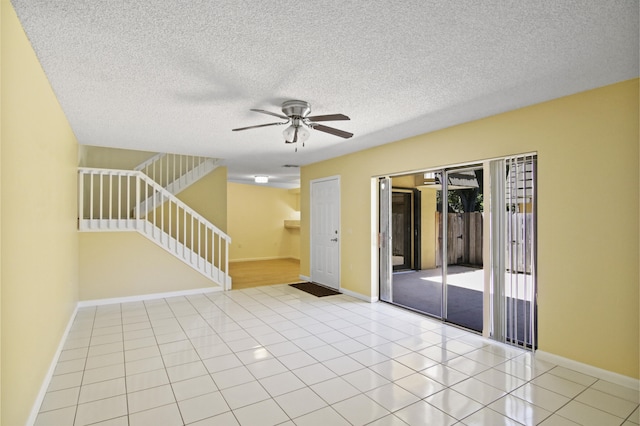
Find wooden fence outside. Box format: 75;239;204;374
436;212;483;267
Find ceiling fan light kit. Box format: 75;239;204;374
232;100;353;150
283;121;310;144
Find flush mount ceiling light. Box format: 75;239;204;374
232;100;353;151
254;175;269;184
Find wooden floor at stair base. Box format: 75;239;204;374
229;258;301;289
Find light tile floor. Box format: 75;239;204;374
35;285;639;426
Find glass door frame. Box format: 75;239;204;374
379;177;392;303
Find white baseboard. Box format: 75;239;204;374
230;256;300;263
536;350;640;390
339;287;378;303
27;305;79;426
299;274;311;282
77;286;223;307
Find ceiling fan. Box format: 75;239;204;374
232;100;353;149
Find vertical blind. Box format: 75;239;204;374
491;154;537;349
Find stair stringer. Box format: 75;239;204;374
137;221;231;290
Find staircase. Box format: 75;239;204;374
134;153;220;215
135;153;220;193
77;154;231;290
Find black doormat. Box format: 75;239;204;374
289;282;341;297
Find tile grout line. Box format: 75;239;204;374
73;306;96;426
122;302;131;426
547;365;635;423
160;297;190;425
173;294;230;425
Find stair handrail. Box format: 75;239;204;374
133;153;215;191
133;152;166;172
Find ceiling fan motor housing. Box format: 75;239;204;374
282;100;311;118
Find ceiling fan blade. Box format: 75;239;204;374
250;108;289;120
312;124;354;139
306;114;350;122
232;121;288;131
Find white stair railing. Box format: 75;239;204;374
78;167;232;290
134;153;220;217
134;153;219;193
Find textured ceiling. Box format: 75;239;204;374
11;1;639;188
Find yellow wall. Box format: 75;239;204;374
301;79;639;378
1;3;4;416
79;232;215;300
178;166;228;233
1;2;80;424
390;175;416;188
228;183;300;261
0;2;3;416
420;188;438;269
79;145;156;170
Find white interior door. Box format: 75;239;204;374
311;177;340;290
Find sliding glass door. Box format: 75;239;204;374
443;167;484;332
379;157;537;345
380;167;484;333
387;173;443;318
